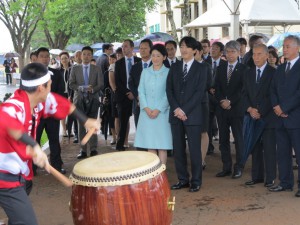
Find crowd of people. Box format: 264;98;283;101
1;33;300;224
2;57;18;85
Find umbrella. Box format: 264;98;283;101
134;32;174;47
93;49;103;57
112;42;122;50
90;43;104;49
4;52;20;58
267;32;300;51
49;49;62;55
66;43;84;52
241;114;266;166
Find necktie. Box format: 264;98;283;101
143;62;148;69
171;60;174;65
212;61;217;77
227;65;233;83
256;69;261;83
84;66;89;85
183;64;188;80
286;62;291;74
127;58;132;73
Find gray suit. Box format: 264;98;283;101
69;64;103;153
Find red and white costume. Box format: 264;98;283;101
0;90;71;188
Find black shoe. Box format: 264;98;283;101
264;180;275;187
216;170;232;177
295;190;300;197
245;179;264;185
114;146;126;151
77;151;87;159
60;168;66;174
90;150;98;157
232;169;242;179
293;164;298;170
202;162;206;170
171;181;190;190
73;138;78;144
268;185;293;192
110;141;116;145
189;184;201;192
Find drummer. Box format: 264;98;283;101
0;63;100;225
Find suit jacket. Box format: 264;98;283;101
69;64;103;107
163;58;178;68
48;67;64;96
271;58;300;128
242;50;255;68
203;55;212;65
209;59;228;111
244;64;277;128
166;60;208;125
114;56;141;103
128;61;153;99
96;54;108;74
214;62;247;117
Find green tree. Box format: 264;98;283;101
0;0;47;69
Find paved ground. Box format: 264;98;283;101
0;130;299;225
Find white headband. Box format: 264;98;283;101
21;71;52;87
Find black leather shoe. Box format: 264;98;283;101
189;184;201;192
295;190;300;197
245;179;264;185
264;180;275;187
60;168;66;174
171;181;190;190
232;169;242;179
268;185;293;192
216;170;232;177
90;150;98;157
77;151;87;159
73;138;78;144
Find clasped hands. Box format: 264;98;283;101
220;99;231;110
174;108;187;121
247;107;261;120
79;85;93;93
273;105;288;117
145;107;160;119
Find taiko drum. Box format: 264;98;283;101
70;151;174;225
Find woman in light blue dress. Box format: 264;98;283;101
134;44;173;165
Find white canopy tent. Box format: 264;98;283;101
184;0;300;38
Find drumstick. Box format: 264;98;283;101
27;148;73;187
81;107;101;145
81;128;95;145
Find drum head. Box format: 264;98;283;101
70;151;165;187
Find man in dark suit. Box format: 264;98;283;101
167;36;208;192
164;40;178;68
35;47;65;173
242;35;264;68
214;41;247;179
244;44;277;187
129;39;153;127
201;38;212;65
207;41;226;155
115;39;141;150
96;43;113;78
69;46;103;159
236;37;247;63
269;35;300;197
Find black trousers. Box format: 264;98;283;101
36;118;62;170
6;73;12;84
116;101;132;149
208;111;218;151
251;128;276;183
217;114;244;171
171;123;202;186
276;127;300;189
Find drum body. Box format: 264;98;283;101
70;151;173;225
